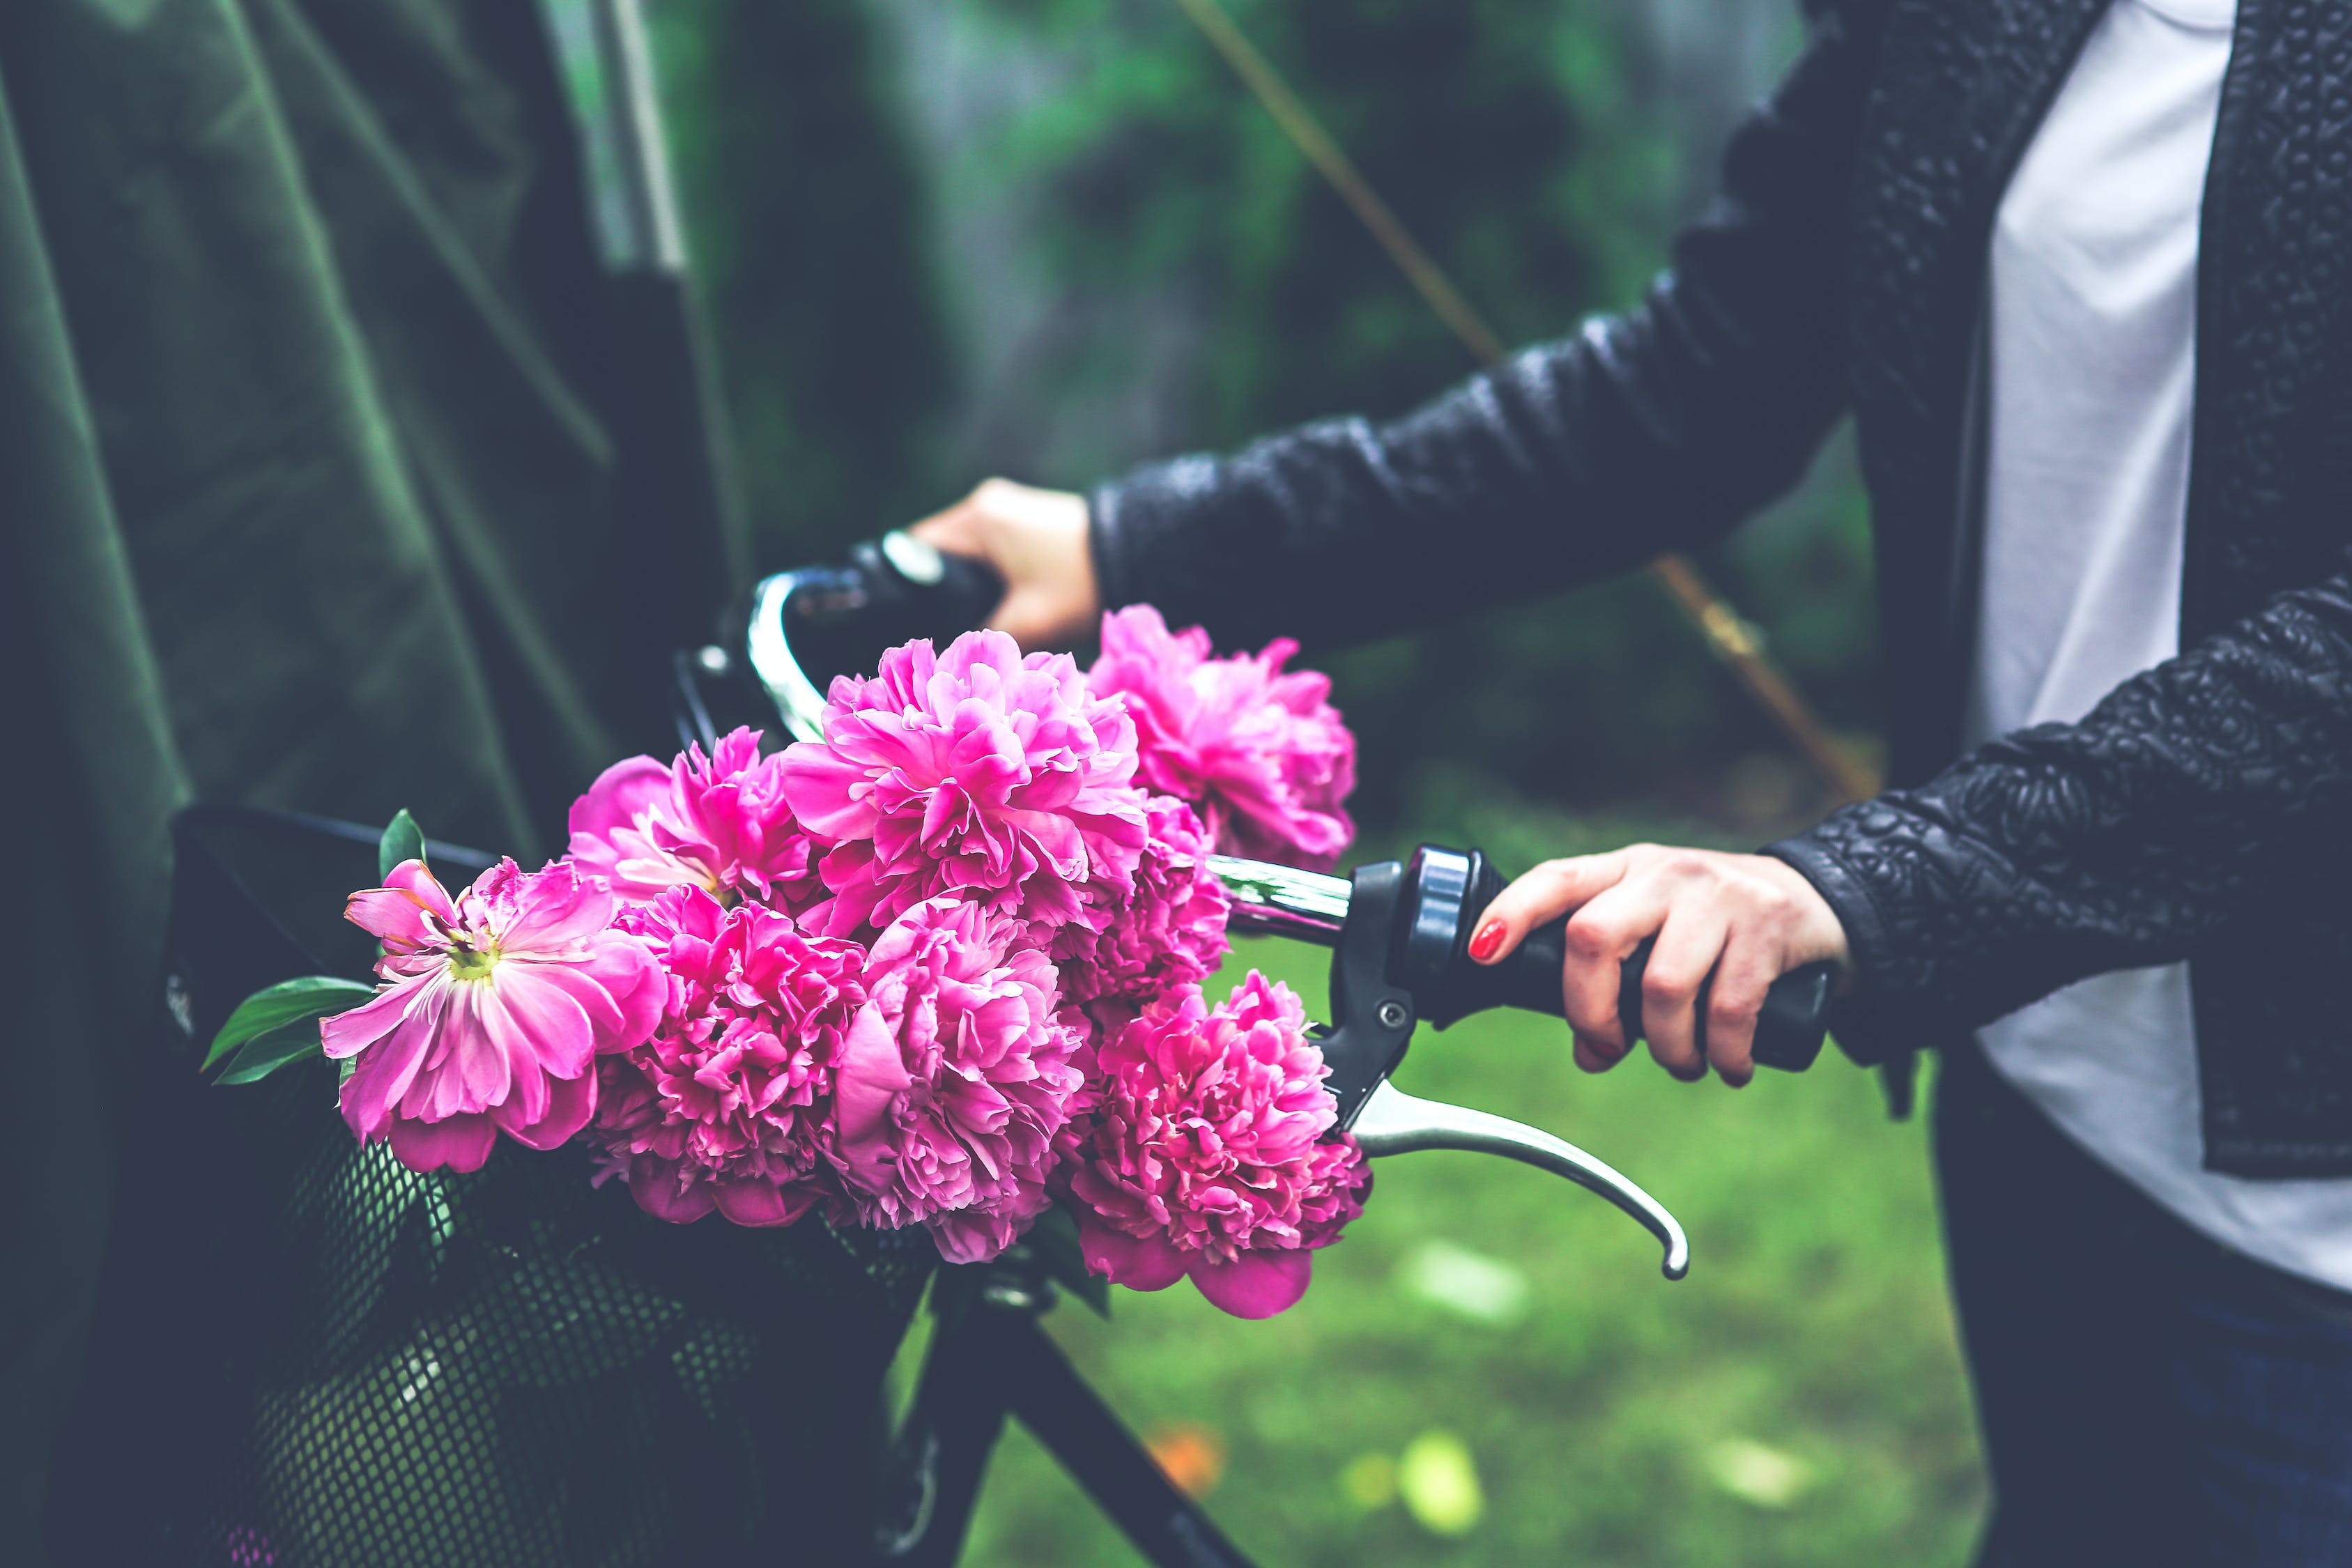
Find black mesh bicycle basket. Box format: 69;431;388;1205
45;806;937;1568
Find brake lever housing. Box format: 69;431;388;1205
1213;851;1691;1278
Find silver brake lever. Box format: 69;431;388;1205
1351;1079;1689;1279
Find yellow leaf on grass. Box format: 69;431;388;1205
1397;1430;1484;1535
1338;1452;1396;1512
1705;1437;1815;1509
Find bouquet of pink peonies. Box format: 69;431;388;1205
208;610;1368;1319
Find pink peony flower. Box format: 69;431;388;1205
828;896;1090;1263
1086;606;1356;870
323;859;664;1174
778;631;1149;937
1052;794;1231;1020
1068;971;1371;1319
589;886;882;1227
567;727;823;912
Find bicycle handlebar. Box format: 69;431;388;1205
1215;847;1834;1072
1390;847;1834;1071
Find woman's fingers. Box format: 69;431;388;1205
909;479;1096;647
1572;1033;1626;1073
1475;845;1852;1087
1556;875;1673;1056
1702;923;1785;1089
1468;851;1631;964
1635;902;1731;1080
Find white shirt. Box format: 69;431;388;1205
1969;0;2352;1291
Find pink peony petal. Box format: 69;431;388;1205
776;744;883;841
625;1158;719;1223
930;1204;1030;1266
495;862;618;953
567;732;821;907
1188;1248;1313;1319
1059;971;1369;1316
386;1112;498;1174
1087;606;1354;871
383;859;459;925
823;898;1086;1259
493;1063;598;1151
1079;1215;1188;1291
599;937;668;1051
483;961;599;1084
712;1179;819;1228
778;629;1146;937
828;1002;912;1193
332;975;455;1140
318;980;415;1062
345;887;438;951
569;755;672;845
587;888;873;1229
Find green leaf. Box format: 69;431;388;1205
215;1018;329;1086
379;808;425;882
1029;1204;1111;1318
204;975;376;1070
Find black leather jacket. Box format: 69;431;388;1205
1087;0;2352;1178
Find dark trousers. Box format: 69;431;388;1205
1935;1038;2352;1567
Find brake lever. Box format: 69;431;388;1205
1353;1080;1688;1279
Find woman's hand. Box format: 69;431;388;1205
909;479;1098;649
1468;845;1850;1086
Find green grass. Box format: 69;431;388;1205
956;882;1984;1566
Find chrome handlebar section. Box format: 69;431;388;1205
746;569;833;743
1206;855;1351;944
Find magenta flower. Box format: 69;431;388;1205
589;886;880;1227
323;859;664;1174
1087;606;1356;870
778;631;1149;937
1068;971;1371;1319
1053;794;1231;1021
567;727;823;913
829;896;1090;1263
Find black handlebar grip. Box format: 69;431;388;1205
780;534;1009;693
849;534;1008;647
1614;934;1834;1072
1403;848;1833;1072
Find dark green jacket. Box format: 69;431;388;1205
0;5;735;1559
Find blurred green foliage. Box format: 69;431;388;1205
647;0;953;552
650;0;1880;823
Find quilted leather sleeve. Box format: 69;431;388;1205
1771;570;2352;1063
1087;0;1888;653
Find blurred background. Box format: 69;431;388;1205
644;1;1977;1561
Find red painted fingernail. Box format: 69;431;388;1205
1468;921;1506;962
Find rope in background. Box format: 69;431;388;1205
1169;0;1880;804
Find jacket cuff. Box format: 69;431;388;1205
1088;452;1229;625
1762;831;1926;1067
1086;478;1137;613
